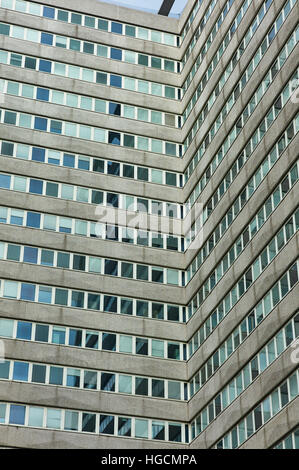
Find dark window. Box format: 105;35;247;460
101;373;115;391
105;259;118;276
109;103;121;116
39;60;52;73
108;132;120;145
135;377;148;395
23;247;38;264
43;6;55;18
73;255;86;271
32;364;46;383
24;57;36;70
34;117;47;131
36;88;49;101
120;299;133;315
136;338;148;355
100;415;114;434
82;413;96;432
102;333;116;351
107;161;120;175
35;324;49;342
104;295;117;313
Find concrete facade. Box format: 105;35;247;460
0;0;298;448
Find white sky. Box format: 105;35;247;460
99;0;189;16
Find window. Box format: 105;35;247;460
100;415;115;434
118;417;131;436
32;364;46;383
13;361;29;381
49;366;63;385
135;377;148;396
119;335;132;353
84;371;97;389
9;405;25;425
136;338;148;355
101;373;115;391
102;333;116;351
47;409;61;429
82;413;96;432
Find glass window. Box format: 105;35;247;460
100;415;114;434
168;381;181;399
16;321;32;340
136;338;148;355
32;364;46;383
118;375;132;394
102;333;116;351
0;318;14;337
64;411;79;431
119;335;132;353
9;405;25;425
152;340;164;357
20;283;36;301
152;421;165;440
49;366;63;385
111;48;122;61
28;407;44;427
52;327;66;345
101;373;115;391
13;361;29;381
111;22;123;34
135;377;148;395
23;246;38;264
85;331;98;349
35;324;49;342
4;280;18;299
84;370;97;389
66;368;80;387
82;413;96;432
135;419;148;438
0;360;9;379
47;409;61;429
7;244;21;261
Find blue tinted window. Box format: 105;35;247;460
108;132;120;145
41;33;53;45
13;362;29;381
38;287;52;304
111;48;122;61
1;142;14;156
49;366;63;384
63;154;75;167
4;111;16;125
16;321;32;340
110;75;122;88
87;294;101;310
111;22;123;34
43;6;55;18
20;283;36;301
36;88;49;101
32;147;45;162
26;212;41;228
52;329;65;345
55;289;68;306
71;291;85;308
83;42;94;54
35;324;49;342
50;120;62;134
0;174;11;189
34;117;47;131
29;179;43;194
23;247;38;264
39;60;52;73
109;103;121;116
9;405;25;425
78;158;90;170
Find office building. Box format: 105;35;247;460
0;0;298;449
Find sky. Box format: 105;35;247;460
99;0;189;17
